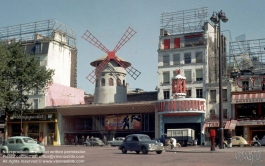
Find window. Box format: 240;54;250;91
242;81;249;91
163;55;169;66
186;89;192;98
117;79;121;86
33;99;38;109
109;78;113;86
101;78;105;86
210;109;216;115
195;52;203;63
163;72;170;84
173;54;180;65
184;34;203;47
184;53;191;64
174;38;180;48
16;139;22;144
184;70;192;82
125;136;132;142
163;90;170;99
210;90;216;102
222;89;227;101
164;39;170;49
35;43;42;54
196;89;203;98
223;109;228;119
196;69;203;81
8;139;15;144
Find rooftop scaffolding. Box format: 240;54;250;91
0;20;76;48
160;7;208;35
228;37;265;75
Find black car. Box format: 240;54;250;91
118;134;164;155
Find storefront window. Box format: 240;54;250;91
48;123;55;133
28;123;39;133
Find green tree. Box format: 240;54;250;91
0;42;54;115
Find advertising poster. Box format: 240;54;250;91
105;114;141;130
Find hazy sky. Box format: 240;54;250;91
1;0;265;94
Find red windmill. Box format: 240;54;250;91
82;27;141;84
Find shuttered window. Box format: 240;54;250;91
164;39;170;50
196;69;203;81
184;70;192;82
163;72;170;84
163;55;169;66
174;38;180;48
173;54;180;65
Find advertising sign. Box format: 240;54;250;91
105;114;141;130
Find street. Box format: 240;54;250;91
1;145;265;166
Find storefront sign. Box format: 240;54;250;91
9;113;55;121
237;120;265;126
157;99;206;112
105;114;141;130
236;76;265;89
232;98;265;104
205;121;228;128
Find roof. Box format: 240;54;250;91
126;134;149;137
90;54;131;67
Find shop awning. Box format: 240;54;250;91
228;120;237;129
231;93;265;104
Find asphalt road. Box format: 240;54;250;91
1;145;265;166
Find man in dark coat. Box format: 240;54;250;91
75;135;78;146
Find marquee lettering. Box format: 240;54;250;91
157;100;206;112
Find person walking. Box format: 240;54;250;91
75;135;78;146
103;135;107;145
48;135;51;146
82;135;85;145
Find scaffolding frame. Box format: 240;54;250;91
0;20;76;48
228;38;265;75
160;7;208;35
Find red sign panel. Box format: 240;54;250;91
105;114;141;130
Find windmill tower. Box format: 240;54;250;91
82;27;141;104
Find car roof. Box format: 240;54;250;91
126;134;149;137
8;136;31;139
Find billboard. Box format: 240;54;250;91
105;114;141;130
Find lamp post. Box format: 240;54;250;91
210;10;228;149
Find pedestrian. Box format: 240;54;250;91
103;135;107;145
86;136;89;142
194;138;198;147
75;135;78;146
82;135;85;145
48;135;51;146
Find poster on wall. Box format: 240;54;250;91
105;114;141;130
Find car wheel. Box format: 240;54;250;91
121;147;127;154
141;147;148;154
95;143;99;146
15;153;20;157
253;143;260;147
108;143;112;147
223;143;227;148
1;149;7;156
136;151;140;154
239;144;244;147
156;151;162;154
23;149;29;156
37;154;43;157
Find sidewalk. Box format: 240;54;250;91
166;146;265;153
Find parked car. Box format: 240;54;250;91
252;135;265;146
153;138;166;146
0;136;45;156
118;134;164;155
84;137;104;146
107;137;125;147
224;136;249;147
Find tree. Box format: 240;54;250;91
0;42;54;116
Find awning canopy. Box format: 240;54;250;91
231;93;265;104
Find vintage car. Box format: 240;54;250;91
118;134;164;154
107;137;125;147
0;136;45;156
224;136;249;147
84;137;105;146
252;135;265;146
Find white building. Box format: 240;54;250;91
157;8;233;145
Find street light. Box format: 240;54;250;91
210;10;228;149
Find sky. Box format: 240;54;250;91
1;0;265;95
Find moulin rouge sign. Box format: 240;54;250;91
157;99;206;112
